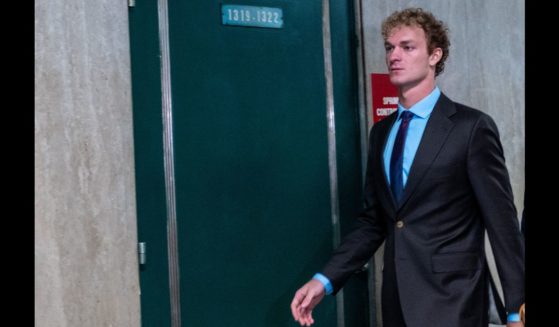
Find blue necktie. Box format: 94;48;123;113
390;110;414;203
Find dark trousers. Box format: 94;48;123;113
381;263;407;327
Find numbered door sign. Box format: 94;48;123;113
221;5;283;29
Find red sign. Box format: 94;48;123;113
371;73;398;123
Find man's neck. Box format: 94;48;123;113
398;79;436;109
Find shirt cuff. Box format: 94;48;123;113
312;273;333;295
507;312;521;322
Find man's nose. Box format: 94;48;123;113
388;47;401;63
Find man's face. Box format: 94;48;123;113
384;25;438;89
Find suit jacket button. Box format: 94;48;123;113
396;220;404;228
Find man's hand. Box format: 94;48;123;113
290;279;326;326
507;322;524;327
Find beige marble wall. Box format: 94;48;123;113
35;0;141;326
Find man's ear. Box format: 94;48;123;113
429;48;443;66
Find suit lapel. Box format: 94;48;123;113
397;94;456;210
373;113;398;217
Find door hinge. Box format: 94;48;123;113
128;0;135;8
138;242;147;265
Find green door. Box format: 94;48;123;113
129;1;369;326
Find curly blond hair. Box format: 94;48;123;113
381;8;450;76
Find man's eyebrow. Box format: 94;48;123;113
385;39;415;47
398;39;415;45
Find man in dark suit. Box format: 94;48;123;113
290;8;525;327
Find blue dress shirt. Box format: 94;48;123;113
383;87;439;187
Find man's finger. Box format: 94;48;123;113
291;289;306;322
299;305;314;326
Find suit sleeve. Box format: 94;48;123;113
321;126;388;294
467;113;525;313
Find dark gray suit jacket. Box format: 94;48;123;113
322;93;525;327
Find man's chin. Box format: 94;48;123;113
388;77;404;87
